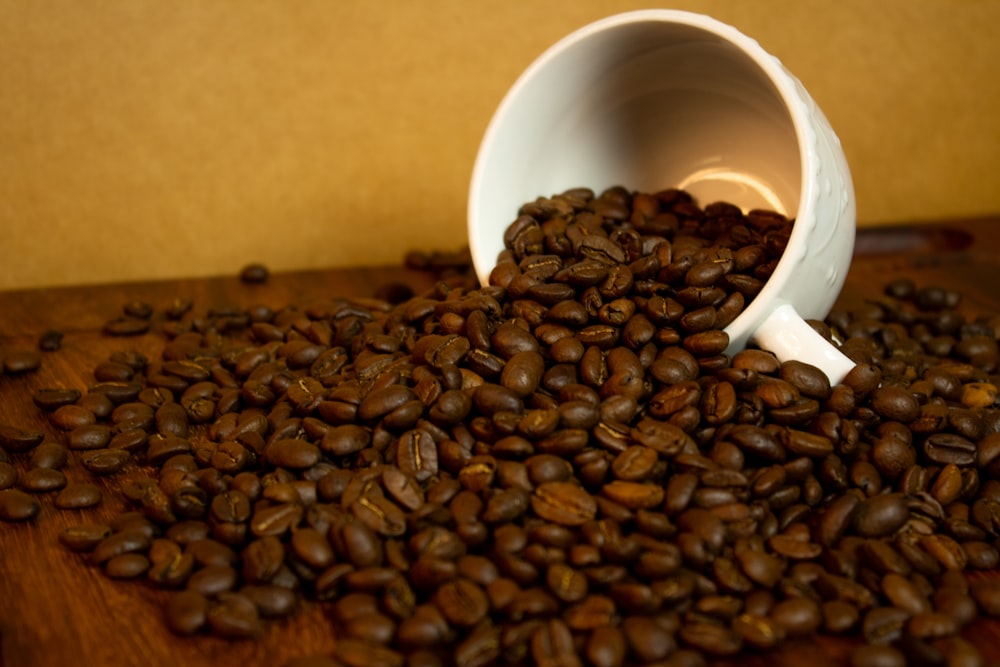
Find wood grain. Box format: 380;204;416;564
1;222;1000;667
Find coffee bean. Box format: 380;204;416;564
91;530;152;565
165;590;210;635
55;482;103;509
49;405;97;431
265;439;321;469
500;351;545;398
924;433;977;466
849;644;906;667
531;482;596;526
58;523;112;552
770;597;822;637
29;442;69;469
822;599;860;633
3;349;42;373
855;494;910;537
0;424;45;453
861;605;910;645
240;263;270;283
291;527;335;570
32;388;82;411
250;502;303;538
585;625;626;667
104;316;151;336
18;467;67;492
732;613;784;650
780;360;832;400
396;429;439;482
67;424;113;450
105;553;151;579
907;611;958;639
0;488;41;521
969;579;1000;616
622;615;676;661
678;621;742;656
207;592;260;638
187;564;239;597
0;462;17;491
81;449;131;475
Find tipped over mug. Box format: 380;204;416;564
468;9;857;384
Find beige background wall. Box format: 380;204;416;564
1;0;998;290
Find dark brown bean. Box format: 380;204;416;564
55;482;103;509
0;425;45;453
0;488;41;521
165;590;210;635
531;482;596;526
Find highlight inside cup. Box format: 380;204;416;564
468;9;857;384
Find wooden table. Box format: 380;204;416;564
2;220;999;667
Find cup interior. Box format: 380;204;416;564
469;12;804;284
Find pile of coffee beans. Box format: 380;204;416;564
2;185;1000;667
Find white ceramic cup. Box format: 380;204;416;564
468;9;857;384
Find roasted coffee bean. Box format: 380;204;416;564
187;564;239;597
622;615;677;661
81;449;131;476
67;424;113;450
36;329;64;351
239;584;297;619
396;429;439;481
250;502;303;538
29;442;69;470
881;573;930;615
770;597;822;637
32;387;82;411
55;482;103;509
732;613;784;650
849;644;906;667
0;488;41;521
165;590;210;635
822;599;860;633
0;424;45;453
0;462;17;491
855;494;910;537
861;605;910;645
969;579;1000;616
50;405;97;431
103;316;151;336
531;482;596;526
105;553;151;579
239;263;270;283
432;578;489;627
3;349;42;373
501;351;545;398
585;625;626;667
207;592;261;638
265;439;321;469
924;433;977;466
18;467;67;492
89;530;151;566
59;523;113;552
678;621;742;656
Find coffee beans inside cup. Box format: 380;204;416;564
2;185;999;667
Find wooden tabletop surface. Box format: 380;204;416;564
2;219;1000;667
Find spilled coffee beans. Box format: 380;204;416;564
2;186;1000;667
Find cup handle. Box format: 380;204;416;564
751;303;856;385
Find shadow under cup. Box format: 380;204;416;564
469;10;857;383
